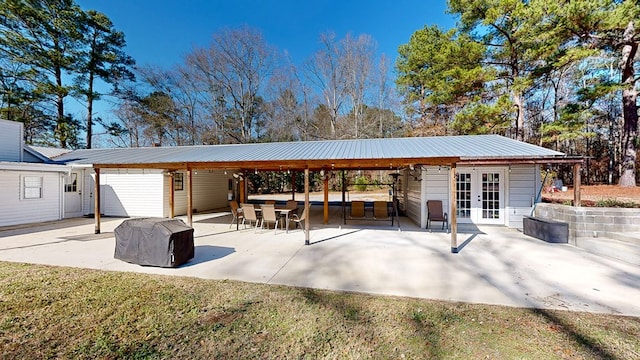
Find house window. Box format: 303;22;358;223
64;173;77;192
174;173;184;191
23;176;43;199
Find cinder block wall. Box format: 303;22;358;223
533;203;640;245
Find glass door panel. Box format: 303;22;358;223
456;172;472;220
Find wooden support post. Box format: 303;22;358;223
291;171;296;201
187;168;193;227
573;163;582;207
450;163;458;253
342;171;347;224
304;168;310;245
323;175;329;224
169;172;175;218
94;168;101;234
239;176;246;204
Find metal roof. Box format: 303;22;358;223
26;145;72;160
53;135;573;169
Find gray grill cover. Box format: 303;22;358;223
114;218;194;267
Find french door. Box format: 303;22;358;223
455;168;504;225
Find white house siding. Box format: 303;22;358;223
507;164;540;229
0;120;23;162
404;172;424;227
422;166;450;228
81;169;164;217
165;171;231;216
0;168;63;226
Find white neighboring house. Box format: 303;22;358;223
0;119;71;227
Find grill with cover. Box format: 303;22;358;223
114;218;194;267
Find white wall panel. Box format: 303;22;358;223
0;120;22;162
0;170;62;226
82;169;164;217
507;165;539;228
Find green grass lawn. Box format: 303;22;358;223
0;262;638;359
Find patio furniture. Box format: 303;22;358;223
373;201;392;225
426;200;448;231
286;200;298;213
290;206;307;230
260;204;279;234
350;201;365;218
241;203;260;231
229;200;243;229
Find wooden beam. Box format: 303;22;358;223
89;156;463;172
88;155;583;173
450;163;458;253
304;168;310;245
573;163;582;207
187;168;193;226
94;168;101;234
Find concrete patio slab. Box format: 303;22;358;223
1;206;638;317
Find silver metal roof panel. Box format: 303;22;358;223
54;135;567;166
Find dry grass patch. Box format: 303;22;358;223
1;262;638;359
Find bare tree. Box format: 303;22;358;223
303;32;347;139
185;26;278;144
342;33;377;138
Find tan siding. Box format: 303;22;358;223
165;170;232;216
405;175;422;225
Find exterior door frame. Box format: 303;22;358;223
456;167;505;225
63;170;83;218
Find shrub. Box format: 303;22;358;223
595;198;640;208
354;175;368;191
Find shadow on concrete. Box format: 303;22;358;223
182;245;235;267
0;232;114;251
454;233;478;253
308;229;363;245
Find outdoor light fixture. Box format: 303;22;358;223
224;169;227;175
438;166;441;173
509;165;512;173
254;168;258;174
331;163;335;170
320;169;325;177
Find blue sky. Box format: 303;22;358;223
70;1;457;142
76;0;457;67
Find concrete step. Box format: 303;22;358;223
576;236;640;266
603;232;640;245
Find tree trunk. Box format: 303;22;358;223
619;21;638;187
513;90;525;142
86;70;94;149
55;65;67;149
